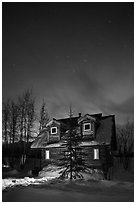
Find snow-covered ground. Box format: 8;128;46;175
2;165;60;190
2;163;133;190
3;176;52;191
3;178;134;202
2;164;134;202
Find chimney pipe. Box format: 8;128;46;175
78;113;81;117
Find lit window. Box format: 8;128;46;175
46;150;50;159
83;123;91;131
94;149;99;160
51;127;57;134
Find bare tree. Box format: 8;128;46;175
116;121;134;170
18;90;35;141
18;89;36;166
7;100;19;166
18;96;25;142
9;101;19;144
2;99;11;143
39;100;49;133
26;98;35;143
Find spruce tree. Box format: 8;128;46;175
59;106;89;180
39;100;49;133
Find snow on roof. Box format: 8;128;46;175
80;141;99;146
46;119;61;127
78;114;97;124
45;142;63;148
31;131;48;149
80;141;109;146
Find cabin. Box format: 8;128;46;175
31;113;117;179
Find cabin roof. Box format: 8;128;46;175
78;114;97;124
95;115;116;150
46;118;61;127
31;130;48;149
57;113;102;126
30;113;116;150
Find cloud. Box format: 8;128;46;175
42;64;133;124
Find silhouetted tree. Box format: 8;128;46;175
59;106;88;180
2;99;11;143
39;100;49;133
117;121;134;170
18;96;25;142
26;98;35;143
18;89;36;166
9;101;19;144
8;100;19;165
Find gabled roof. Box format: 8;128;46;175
78;114;97;124
46;118;61;127
30;113;116;150
57;113;102;127
58;116;78;127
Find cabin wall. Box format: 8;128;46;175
44;147;64;165
82;145;107;168
49;147;63;160
44;145;113;169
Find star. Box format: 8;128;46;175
108;19;112;24
83;59;88;63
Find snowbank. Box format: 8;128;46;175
38;164;104;181
38;165;64;178
2;164;10;168
2;176;53;191
2;165;64;191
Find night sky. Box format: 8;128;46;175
2;2;134;124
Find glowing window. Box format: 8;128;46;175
51;127;57;134
84;123;91;131
94;149;99;160
46;150;50;160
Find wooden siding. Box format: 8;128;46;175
81;145;107;168
44;145;113;169
44;147;64;165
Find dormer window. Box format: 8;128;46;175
51;127;57;134
83;123;91;131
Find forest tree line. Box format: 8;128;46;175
2;89;49;166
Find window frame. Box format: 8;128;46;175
51;127;57;134
83;122;91;131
